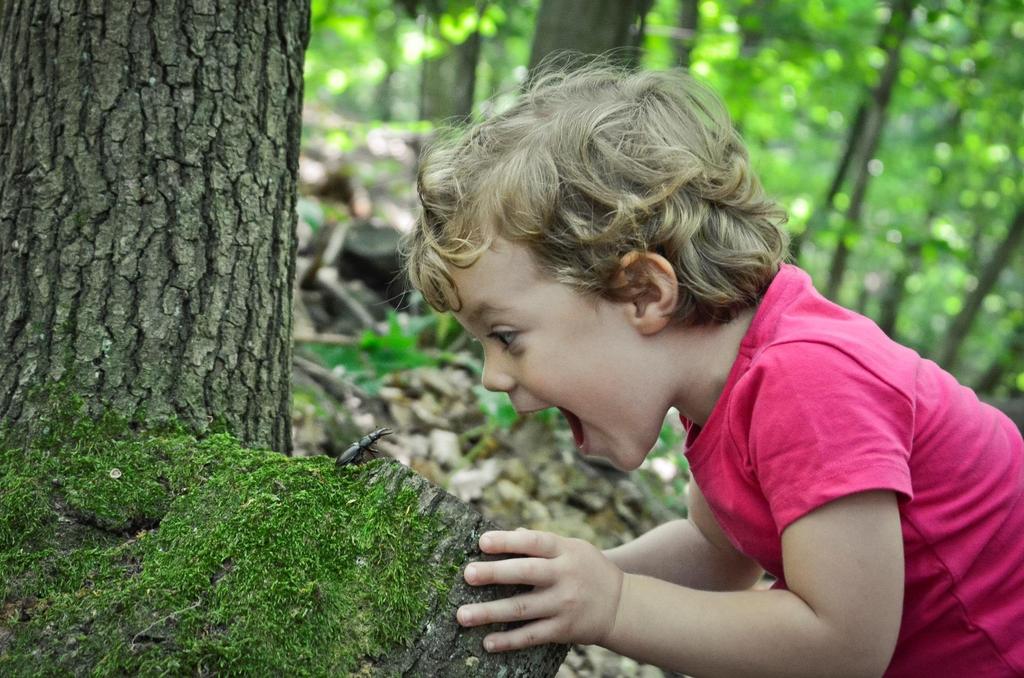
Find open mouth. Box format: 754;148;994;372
557;407;585;449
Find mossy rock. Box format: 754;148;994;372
0;403;567;675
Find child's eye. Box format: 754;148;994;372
488;330;518;349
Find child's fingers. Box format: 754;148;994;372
463;556;555;587
479;529;560;557
482;617;564;652
457;590;558;627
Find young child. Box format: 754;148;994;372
402;60;1024;676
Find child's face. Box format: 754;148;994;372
448;239;671;471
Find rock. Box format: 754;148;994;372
537;507;598;544
379;386;417;431
618;656;641;677
494;478;528;505
418;368;461;399
566;645;667;678
448;459;501;503
584;646;609;674
564;646;587;670
613;494;641;527
410;394;451;429
396;433;430;462
576;490;607;513
586;508;630;547
387;403;416;432
428;429;462;467
638;664;667;678
521;500;552;525
501;457;538;496
536;465;571;503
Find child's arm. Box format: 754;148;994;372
458;490;903;677
604;480;762;591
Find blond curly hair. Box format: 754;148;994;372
403;56;789;325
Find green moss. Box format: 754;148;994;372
0;397;456;675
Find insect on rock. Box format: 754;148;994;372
336;427;393;467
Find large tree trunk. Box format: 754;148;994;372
528;0;648;73
0;0;308;451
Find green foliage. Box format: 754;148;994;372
645;421;690;514
308;312;443;393
306;310;477;395
0;395;455;675
304;0;538;122
472;385;519;430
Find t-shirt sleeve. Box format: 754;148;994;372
742;342;914;534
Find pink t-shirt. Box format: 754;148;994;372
683;264;1024;676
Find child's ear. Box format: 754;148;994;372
615;251;679;335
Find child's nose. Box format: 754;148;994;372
481;355;515;393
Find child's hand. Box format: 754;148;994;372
457;529;624;652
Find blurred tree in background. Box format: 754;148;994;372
301;0;1024;403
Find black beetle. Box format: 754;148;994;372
336;427;393;467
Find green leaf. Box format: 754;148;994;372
472;386;518;429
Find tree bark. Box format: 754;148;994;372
873;0;990;336
419;6;483;123
823;0;914;300
0;0;309;451
375;12;400;122
788;101;867;261
736;0;767;56
368;460;570;676
877;241;920;338
627;0;655;69
675;0;699;68
876;108;963;338
975;325;1024;395
528;0;648;73
790;0;914;263
938;206;1024;372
